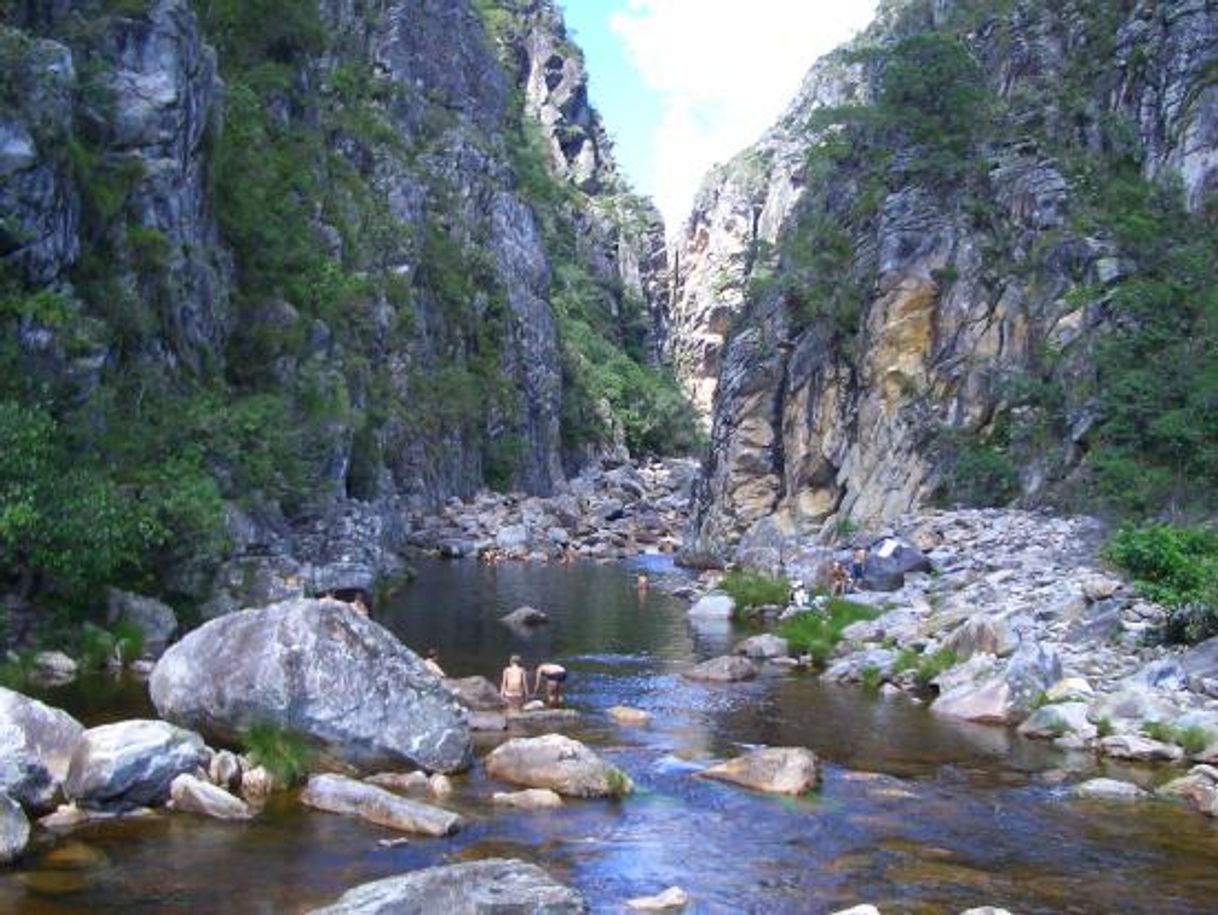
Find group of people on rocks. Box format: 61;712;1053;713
828;547;869;597
499;654;567;708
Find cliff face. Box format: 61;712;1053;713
676;0;1218;564
0;0;684;611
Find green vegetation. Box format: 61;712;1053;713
1096;717;1115;739
860;664;883;693
936;430;1020;508
1104;524;1218;644
76;621;144;669
241;722;317;786
605;767;632;799
891;644;959;687
778;598;879;667
1142;721;1210;755
718;569;791;611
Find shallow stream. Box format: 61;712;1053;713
4;557;1218;913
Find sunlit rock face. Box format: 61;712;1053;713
677;0;1218;561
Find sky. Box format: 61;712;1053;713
559;0;880;233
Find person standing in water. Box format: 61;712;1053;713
534;661;567;707
500;654;528;708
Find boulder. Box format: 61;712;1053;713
443;676;508;711
945;615;1020;660
106;588;178;659
301;774;461;837
1073;778;1149;800
240;765;278;802
734;634;789;660
485;734;632;798
308;858;587;914
823;648;897;684
500;606;549;627
933;643;1060;725
169;773;252;821
0;794;29;864
28;651;77;686
1045;677;1094;703
366;770;429;795
698;747;819;795
208;749;242;792
687;593;735;619
468;712;508;731
0;687;85;811
627;886;689;911
150;598;472;774
1159;765;1218;816
684;656;757;682
492;788;563;810
496;525;530;551
829;908;881;915
607;706;652;727
1099;734;1184;763
63;720;207;811
1088;687;1180;730
1018;702;1096;741
861;537;931;590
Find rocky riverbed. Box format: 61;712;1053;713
688;507;1218;818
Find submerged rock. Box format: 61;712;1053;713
735;634;789;660
485;734;632;798
626;886;689;911
308;858;587;914
150;598;472;774
697;747;820;795
1073;778;1149;800
684;656;757;682
1159;765;1218;817
63;720;206;811
301;774;461;837
492;788;563;810
607;706;652;727
501;606;549;627
0;687;85;812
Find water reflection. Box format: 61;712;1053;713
8;558;1218;913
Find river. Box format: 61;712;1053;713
4;557;1218;913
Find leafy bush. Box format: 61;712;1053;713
1104;524;1218;644
779;598;879;667
241;722;317;786
719;569;791;610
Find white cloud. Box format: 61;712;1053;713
610;0;878;231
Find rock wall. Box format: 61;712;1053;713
0;0;676;609
677;0;1218;560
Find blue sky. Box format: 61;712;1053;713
559;0;879;232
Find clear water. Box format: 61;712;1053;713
5;557;1218;913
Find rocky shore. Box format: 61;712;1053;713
686;507;1218;820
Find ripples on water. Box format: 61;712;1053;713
6;557;1218;913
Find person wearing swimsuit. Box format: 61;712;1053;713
534;661;567;707
500;654;528;708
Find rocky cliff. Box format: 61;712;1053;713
676;0;1218;564
0;0;692;619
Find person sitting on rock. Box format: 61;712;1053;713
500;654;528;708
423;648;445;678
850;547;869;592
829;561;849;596
533;661;567;707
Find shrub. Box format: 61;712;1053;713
241;722;316;786
1104;524;1218;644
915;647;958;687
860;664;883;693
779;598;879;667
719;569;790;610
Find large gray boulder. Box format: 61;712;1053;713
698;747;820;795
687;593;735;619
301;774;461;837
63;720;207;811
735;634;789;660
485;734;632;798
0;687;85;812
150;598;472;773
308;858;587;914
107;588;178;659
0;794;29;864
